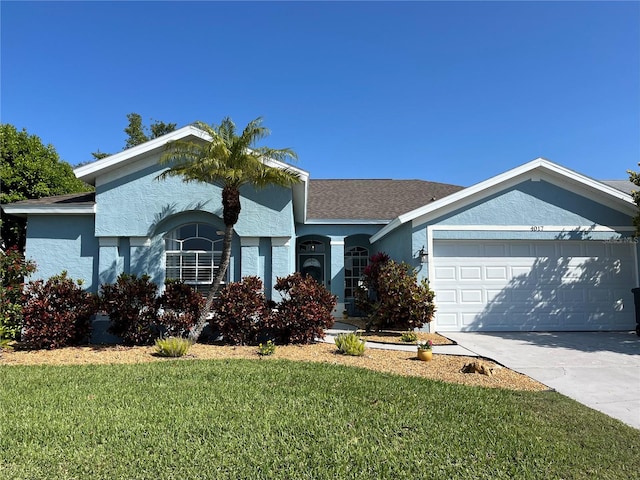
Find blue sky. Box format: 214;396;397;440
2;1;638;186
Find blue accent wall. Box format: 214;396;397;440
25;215;98;291
371;222;413;263
433;180;632;227
95;159;296;238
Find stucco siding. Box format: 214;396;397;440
25;215;98;291
371;222;413;263
429;180;632;227
95;159;296;238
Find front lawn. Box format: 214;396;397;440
1;359;638;479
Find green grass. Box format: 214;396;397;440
1;359;638;479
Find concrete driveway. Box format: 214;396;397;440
442;331;640;430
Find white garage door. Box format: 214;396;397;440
432;240;637;332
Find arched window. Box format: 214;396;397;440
345;246;369;300
165;223;224;295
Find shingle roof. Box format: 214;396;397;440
307;179;465;221
601;180;636;195
6;192;96;207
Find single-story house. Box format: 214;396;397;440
3;125;638;332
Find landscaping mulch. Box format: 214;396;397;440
0;340;548;392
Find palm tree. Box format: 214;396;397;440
157;117;300;341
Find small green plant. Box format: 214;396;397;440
417;339;433;350
0;326;13;351
334;332;366;356
401;331;418;342
257;340;277;356
154;336;193;357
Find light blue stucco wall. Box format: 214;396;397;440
371;222;414;263
432;180;631;227
24;214;99;290
95;160;296;238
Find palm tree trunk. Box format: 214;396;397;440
188;223;235;342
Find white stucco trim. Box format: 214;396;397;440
371;158;636;243
2;205;95;216
428;225;636;232
241;237;261;247
271;237;291;247
98;237;119;247
130;237;151;247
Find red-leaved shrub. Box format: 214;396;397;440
356;255;436;331
22;272;97;349
100;273;158;345
269;273;336;344
157;279;204;338
212;276;269;345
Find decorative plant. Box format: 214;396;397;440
334;332;366;356
212;276;269;345
154;336;193;357
157;280;204;338
0;246;37;341
417;340;433;351
257;340;276;356
401;331;418;342
268;273;336;345
21;272;97;349
100;273;159;345
356;253;436;332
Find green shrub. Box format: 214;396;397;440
269;273;337;345
154;336;193;357
0;246;36;341
335;332;366;356
356;253;436;331
257;340;276;356
21;272;97;349
401;331;418;342
100;273;159;345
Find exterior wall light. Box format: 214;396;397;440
418;246;428;264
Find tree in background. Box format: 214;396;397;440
629;164;640;236
91;113;177;160
157;116;300;342
0;124;92;250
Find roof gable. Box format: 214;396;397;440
371;158;636;242
72;124;310;223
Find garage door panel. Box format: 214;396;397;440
534;243;557;257
434;266;456;280
460;266;482;280
559;288;586;303
485;244;507;256
485;266;508;280
509;243;532;256
460;290;483;303
433;240;636;332
585;242;606;257
436;290;457;303
511;265;533;278
437;312;458;327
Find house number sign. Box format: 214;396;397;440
530;226;544;231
